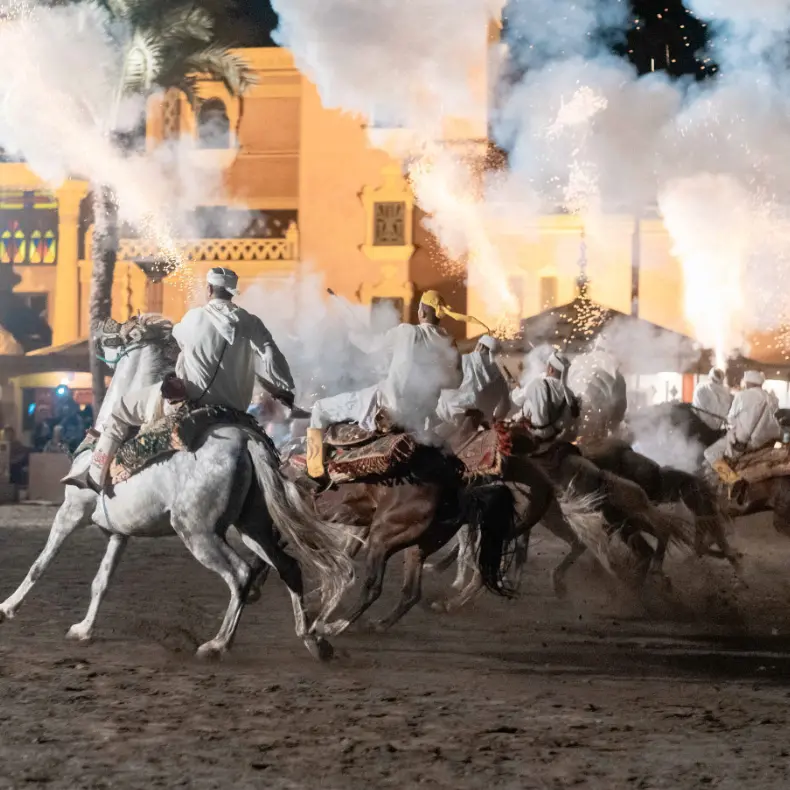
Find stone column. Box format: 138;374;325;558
53;180;89;345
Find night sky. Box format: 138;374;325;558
234;0;715;79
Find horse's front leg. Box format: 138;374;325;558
0;489;95;621
369;545;425;631
66;533;128;642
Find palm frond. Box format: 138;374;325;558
157;5;214;44
181;44;256;96
171;74;201;112
102;0;134;18
121;29;163;95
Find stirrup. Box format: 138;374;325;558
304;473;333;495
61;467;102;494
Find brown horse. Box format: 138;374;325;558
435;420;695;606
284;444;530;634
584;438;743;574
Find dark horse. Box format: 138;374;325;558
619;401;790;543
283;443;539;634
583;436;741;574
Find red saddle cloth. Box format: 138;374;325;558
455;423;512;479
290;421;418;484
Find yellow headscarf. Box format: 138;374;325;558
419;290;490;333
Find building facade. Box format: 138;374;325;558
0;44;712;430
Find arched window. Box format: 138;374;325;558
197;98;230;149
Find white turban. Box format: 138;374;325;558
709;367;724;383
207;267;240;295
548;351;570;373
742;370;765;386
477;334;499;352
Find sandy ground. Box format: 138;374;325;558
0;507;790;788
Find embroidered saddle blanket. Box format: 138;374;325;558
291;431;419;485
454;423;513;480
730;443;790;484
74;403;274;485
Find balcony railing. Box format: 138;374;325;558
117;222;299;264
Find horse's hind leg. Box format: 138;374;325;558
176;525;252;659
452;525;474;590
321;539;388;637
0;491;93;621
369;545;425;632
66;533;127;642
238;532;334;662
509;531;530;594
551;542;586;599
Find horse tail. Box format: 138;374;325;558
247;437;359;620
555;487;614;574
463;480;517;597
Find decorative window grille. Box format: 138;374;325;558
373;201;406;246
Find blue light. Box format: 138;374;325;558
27;403;36;416
55;385;68;397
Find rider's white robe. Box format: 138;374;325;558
512;375;576;450
692;377;733;431
704;386;780;465
102;299;294;443
310;323;462;436
436;349;511;425
173;298;293;411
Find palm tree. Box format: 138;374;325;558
86;0;255;408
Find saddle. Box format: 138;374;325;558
730;443;790;485
454;422;513;480
291;410;419;485
75;403;274;485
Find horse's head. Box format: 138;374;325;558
94;313;180;432
98;314;178;370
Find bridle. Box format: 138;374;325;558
95;340;146;366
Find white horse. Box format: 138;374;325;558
0;315;356;660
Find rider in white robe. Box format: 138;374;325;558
692;368;733;431
436;335;510;426
704;370;780;471
512;351;578;454
306;290;485;477
65;267;294;491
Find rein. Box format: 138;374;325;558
95;341;146;365
687;404;727;424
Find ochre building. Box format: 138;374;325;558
0;44;711;430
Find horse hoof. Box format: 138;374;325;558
319;619;349;637
195;642;227;661
0;608;10;624
65;624;92;642
305;636;334;662
429;600;451;614
247;586;263;605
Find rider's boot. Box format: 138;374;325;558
62;434;120;493
306;428;325;478
306;427;331;490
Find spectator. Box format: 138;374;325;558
43;425;69;455
80;404;94;432
31;407;52;452
56;401;85;453
2;426;30;486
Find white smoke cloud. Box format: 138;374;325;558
629;408;705;474
238;270;398;406
272;0;502;134
0;1;230;283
